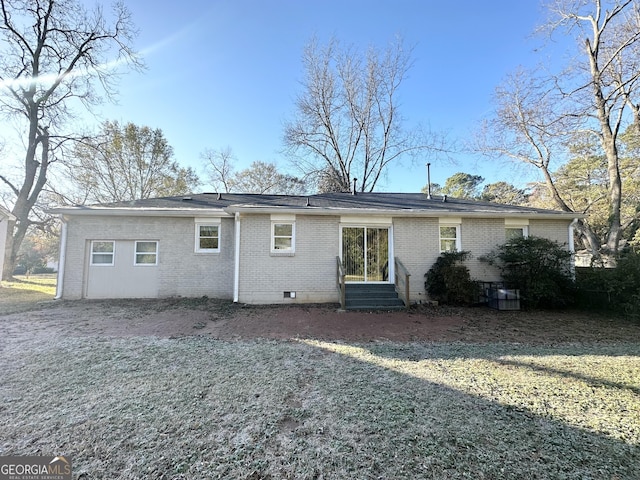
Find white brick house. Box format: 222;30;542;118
50;192;581;306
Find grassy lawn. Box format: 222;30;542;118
0;274;57;314
1;334;638;479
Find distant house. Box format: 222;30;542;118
0;206;16;278
50;192;581;308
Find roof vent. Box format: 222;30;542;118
426;163;432;200
217;193;222;200
306;197;310;207
352;178;358;195
182;196;192;201
442;195;447;203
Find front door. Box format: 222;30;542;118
341;226;390;282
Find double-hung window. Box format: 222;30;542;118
135;241;158;265
505;219;529;243
91;241;115;266
439;218;462;252
196;223;220;253
505;227;528;241
439;226;459;252
271;214;296;255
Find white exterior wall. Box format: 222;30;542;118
237;214;339;304
393;216;573;303
530;220;570;245
61;215;235;299
392;217;439;304
59;211;575;304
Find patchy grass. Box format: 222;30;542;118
1;335;638;479
0;274;57;315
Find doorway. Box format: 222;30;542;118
341;226;390;282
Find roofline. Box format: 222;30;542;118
225;205;584;219
48;206;230;217
48;204;584;220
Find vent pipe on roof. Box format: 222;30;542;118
426;163;432;200
442;194;447;203
352;178;358;195
217;192;222;200
306;197;310;207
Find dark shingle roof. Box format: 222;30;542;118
58;192;578;218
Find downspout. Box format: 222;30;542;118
233;212;241;303
568;218;579;279
54;216;68;300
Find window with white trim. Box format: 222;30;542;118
439;225;460;252
505;226;529;242
271;222;295;253
196;224;220;252
135;241;158;265
91;241;115;266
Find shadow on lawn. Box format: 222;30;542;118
365;342;640;396
2;333;638;478
301;340;640;478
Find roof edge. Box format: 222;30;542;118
48;206;230;217
226;205;584;219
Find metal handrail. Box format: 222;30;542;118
394;257;411;308
336;256;346;309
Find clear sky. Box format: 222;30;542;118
17;1;563;193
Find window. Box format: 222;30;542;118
135;241;158;265
439;225;460;252
196;224;220;252
91;241;115;266
272;222;295;253
506;226;528;242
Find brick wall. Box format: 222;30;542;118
60;212;574;304
61;215;235;299
238;214;339;304
393;217;573;302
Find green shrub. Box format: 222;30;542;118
425;251;478;305
481;236;575;309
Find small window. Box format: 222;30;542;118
91;241;115;266
506;226;528;242
272;222;295;253
196;224;220;252
439;225;460;252
135;241;158;265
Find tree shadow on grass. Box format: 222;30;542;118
304;340;640;479
2;337;638;479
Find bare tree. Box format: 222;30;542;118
66;121;199;203
201;147;236;193
478;0;640;257
230;161;307;195
202;149;307;195
284;37;433;193
0;0;142;279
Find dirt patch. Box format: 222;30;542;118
1;297;638;344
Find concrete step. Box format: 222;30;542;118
345;284;405;310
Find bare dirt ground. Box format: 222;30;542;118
1;297;639;344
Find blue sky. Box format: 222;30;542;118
93;1;554;192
